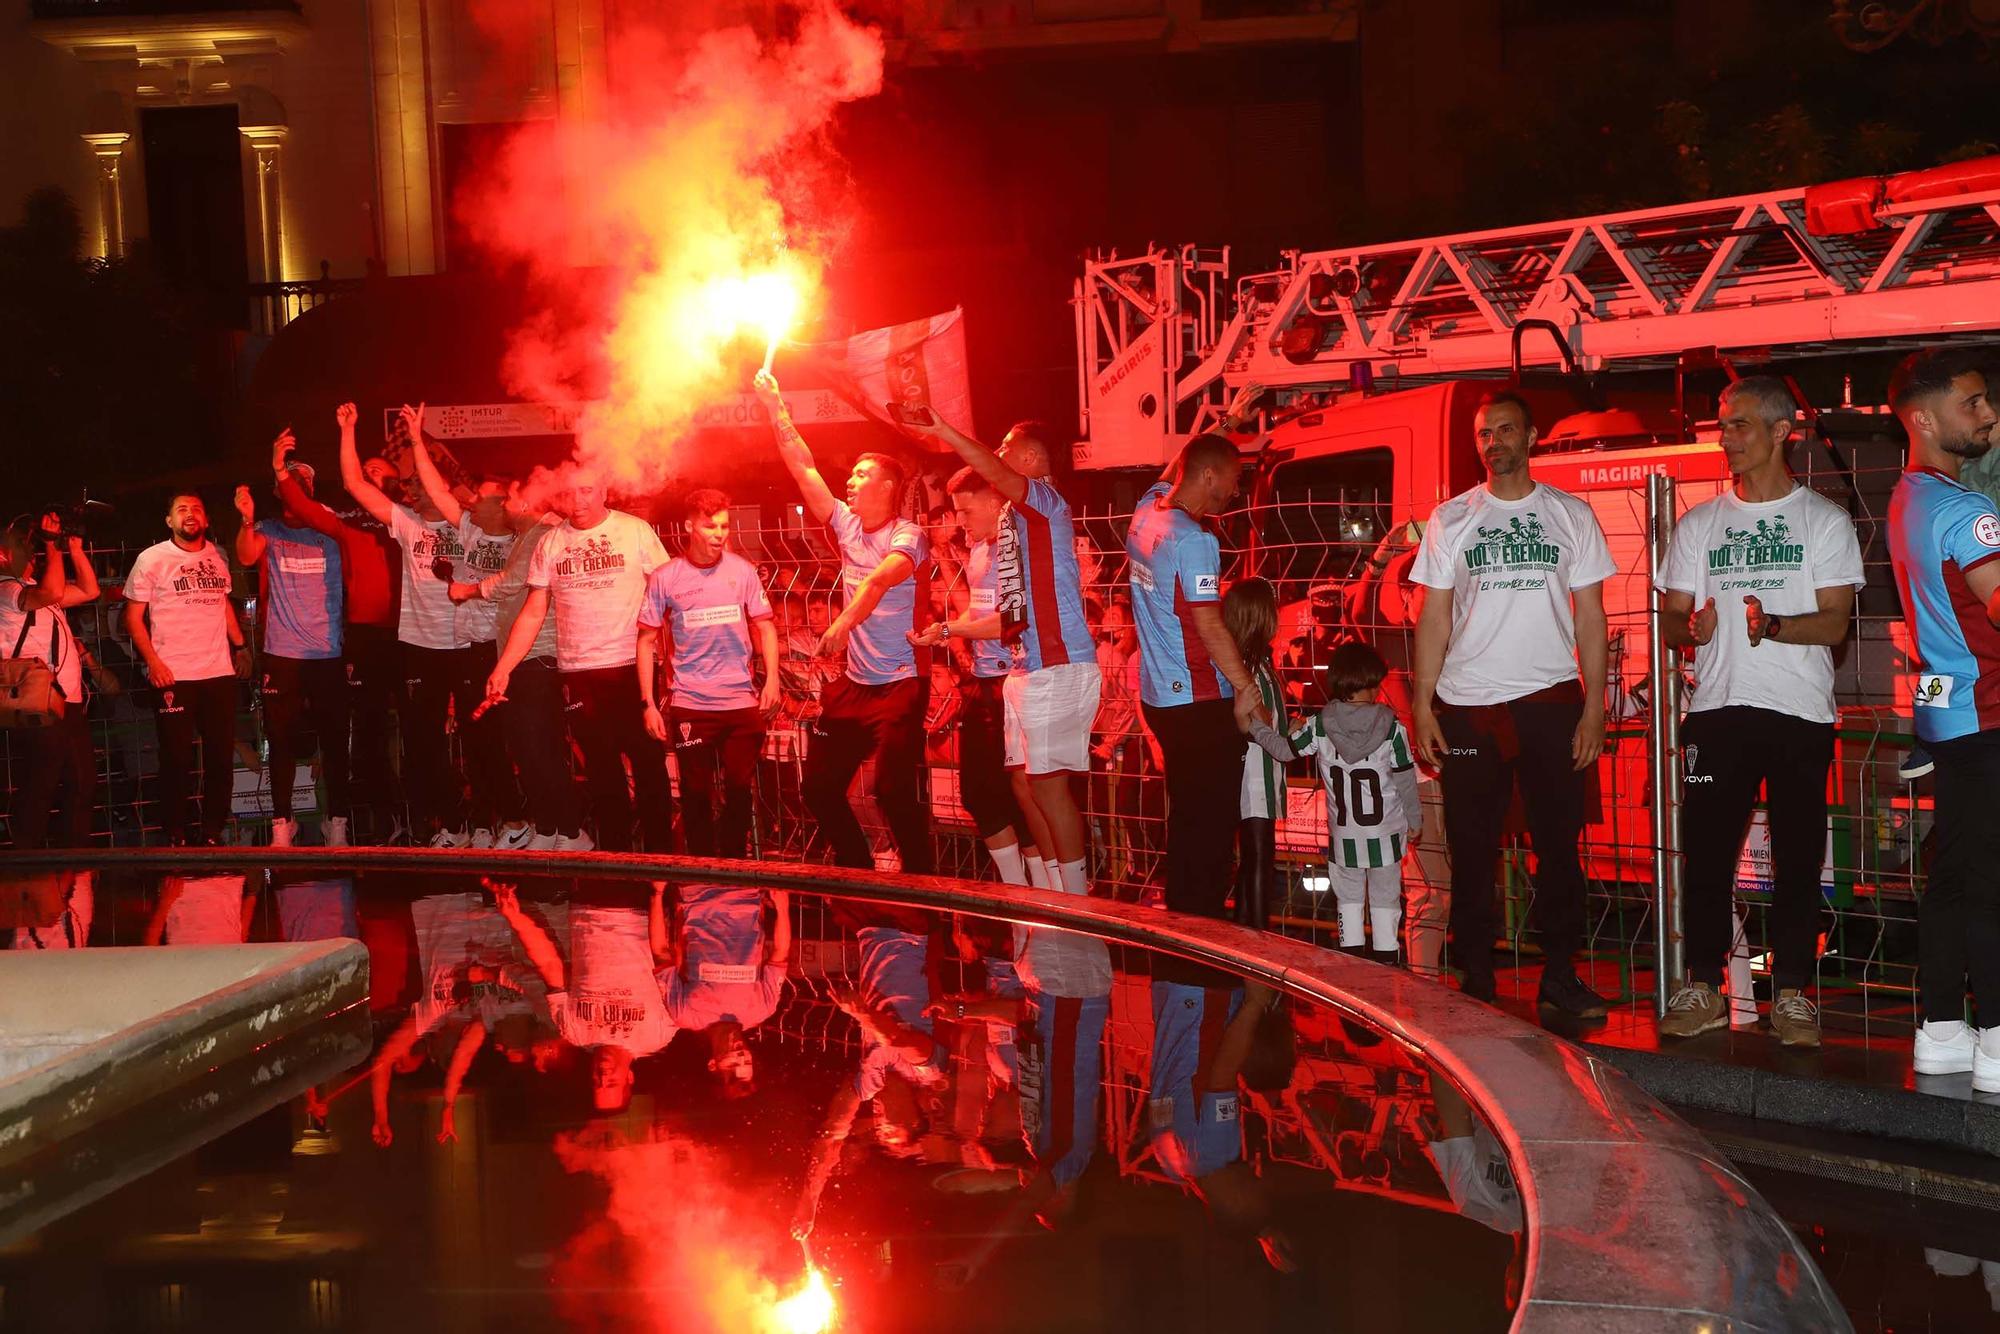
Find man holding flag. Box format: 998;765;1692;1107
754;368;934;877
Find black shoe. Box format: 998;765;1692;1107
1459;973;1497;1004
1900;745;1935;782
1538;971;1610;1020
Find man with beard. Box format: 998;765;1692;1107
1887;348;2000;1088
1409;391;1614;1018
125;492;251;845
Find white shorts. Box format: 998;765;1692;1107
1003;662;1103;776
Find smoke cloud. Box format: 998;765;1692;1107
551;1124;824;1333
457;2;886;499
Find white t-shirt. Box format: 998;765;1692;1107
0;577;83;702
1658;485;1864;725
387;505;467;651
548;905;676;1055
124;539;235;680
526;510;669;672
454;516;515;646
1411;483;1616;706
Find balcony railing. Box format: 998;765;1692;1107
246;264;363;337
31;0;300;17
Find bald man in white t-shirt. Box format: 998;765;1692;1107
1410;391;1613;1020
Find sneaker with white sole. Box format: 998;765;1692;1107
526;830;559;851
496;824;535;851
1658;981;1728;1039
269;817;297;849
1976;1028;2000;1093
1899;745;1935;782
429;826;471;849
321;816;350;847
552;830;595;853
470;828;496;849
1915;1019;1976;1075
1769;989;1821;1048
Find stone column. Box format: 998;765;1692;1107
80;133;131;259
369;0;438;276
241;125;289;283
553;0;608;268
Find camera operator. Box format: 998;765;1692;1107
0;510;101;848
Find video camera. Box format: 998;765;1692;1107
33;498;114;543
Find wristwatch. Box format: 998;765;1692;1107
1763;614;1783;642
939;621;953;641
954;1001;967;1021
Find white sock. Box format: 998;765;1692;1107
989;842;1028;885
1044;860;1065;892
1024;856;1050;889
1371;910;1401;953
1337;902;1364;948
1058;859;1089;895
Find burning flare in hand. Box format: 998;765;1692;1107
768;1263;836;1334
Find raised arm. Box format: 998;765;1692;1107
1410;585;1452;767
405;406;466;527
335;401;396;526
491;881;565;991
233;486;267;567
16;519;67;612
817;552;914;658
902;418;1027;505
59;535;99;607
753;370;838;524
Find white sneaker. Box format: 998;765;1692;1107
552;830;595;853
526;830;560;851
269;817;297;848
322;816;350;847
429;826;471;849
1976;1028;2000;1093
1915;1019;1977;1075
496;824;534;851
470;827;496;849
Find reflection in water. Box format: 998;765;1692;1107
3;870;1525;1332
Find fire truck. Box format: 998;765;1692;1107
1071;156;2000;878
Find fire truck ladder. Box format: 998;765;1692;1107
1076;157;2000;453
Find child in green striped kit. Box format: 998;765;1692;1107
1249;640;1421;963
1224;578;1286;929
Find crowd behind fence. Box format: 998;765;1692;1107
0;466;1933;1036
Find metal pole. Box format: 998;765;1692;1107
1647;474;1685;1016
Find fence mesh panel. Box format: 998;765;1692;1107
2;468;1930;1038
